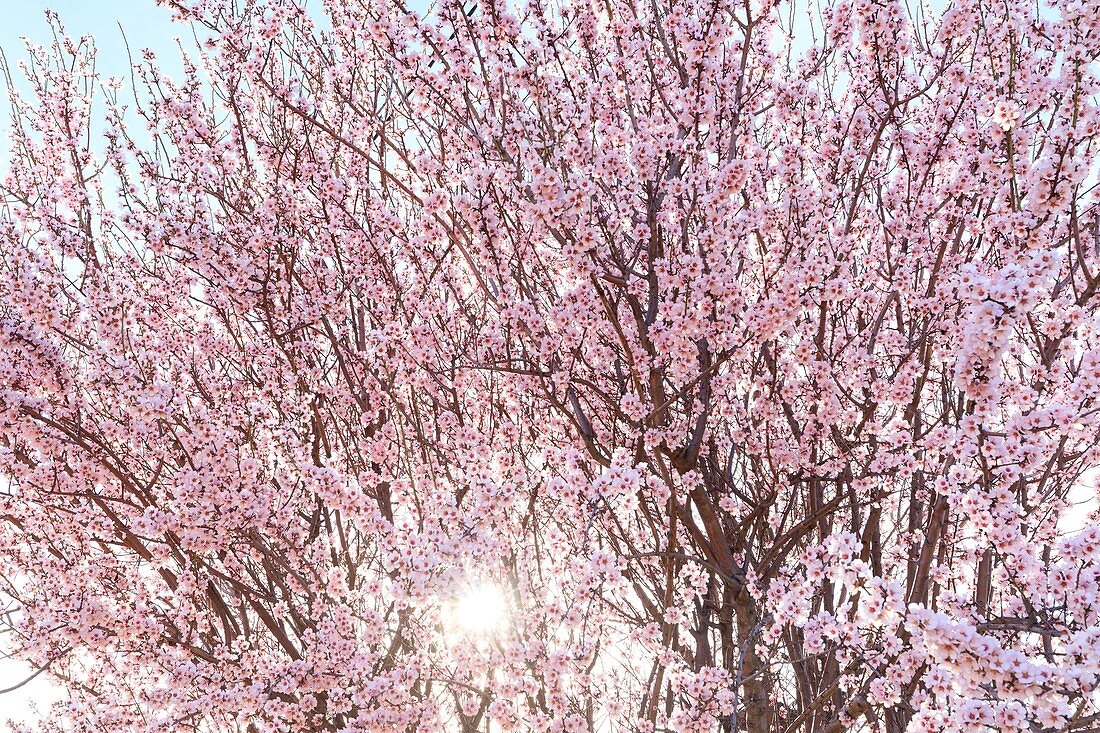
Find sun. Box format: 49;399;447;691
451;584;508;635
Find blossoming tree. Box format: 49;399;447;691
1;0;1099;730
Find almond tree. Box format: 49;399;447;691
1;0;1099;731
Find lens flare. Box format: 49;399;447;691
451;584;507;635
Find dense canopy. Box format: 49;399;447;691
1;0;1100;731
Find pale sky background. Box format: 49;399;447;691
0;1;182;83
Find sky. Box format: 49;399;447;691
0;0;182;80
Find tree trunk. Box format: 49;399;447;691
734;593;771;733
